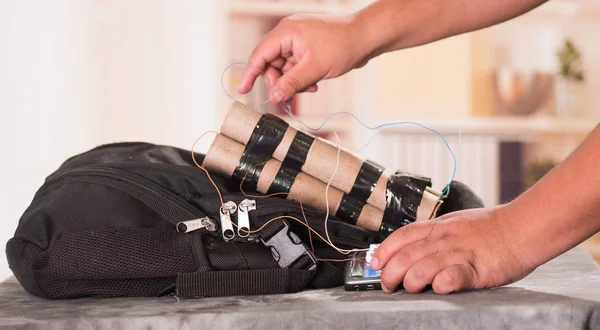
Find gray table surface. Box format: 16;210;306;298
1;248;600;330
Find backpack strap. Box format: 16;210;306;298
176;268;313;298
176;219;318;297
309;261;344;289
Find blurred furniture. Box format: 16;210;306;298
1;248;599;330
492;69;555;116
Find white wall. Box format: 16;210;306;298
0;0;219;281
0;0;91;282
87;0;219;150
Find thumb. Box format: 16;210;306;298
269;59;323;104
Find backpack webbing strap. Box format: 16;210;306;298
176;268;313;297
309;261;343;289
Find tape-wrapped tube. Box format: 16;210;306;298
218;102;443;233
220;101;391;210
203;134;385;231
380;172;432;232
266;131;314;195
230;113;288;191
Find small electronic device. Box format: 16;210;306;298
344;245;382;291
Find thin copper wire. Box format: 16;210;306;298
224;214;352;253
191;130;225;210
238;162;289;199
317;258;363;263
300;202;315;254
238;160;315;253
189;131;352;255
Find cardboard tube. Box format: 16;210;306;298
203;133;384;231
220;101;390;211
416;187;443;221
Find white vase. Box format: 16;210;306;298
555;77;578;118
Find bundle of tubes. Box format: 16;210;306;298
203;101;444;234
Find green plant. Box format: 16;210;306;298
525;160;557;189
556;39;585;82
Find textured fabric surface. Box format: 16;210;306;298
1;248;599;330
176;269;313;297
8;142;390;299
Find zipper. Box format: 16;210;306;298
39;165;370;247
176;217;217;233
38;166;218;233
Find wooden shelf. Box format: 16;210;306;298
226;0;357;16
270;111;598;138
227;0;600;17
531;0;600;16
373;115;598;137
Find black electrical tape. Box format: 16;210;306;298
335;159;385;225
381;171;432;229
335;194;364;225
348;159;384;204
266;131;315;195
232;114;289;191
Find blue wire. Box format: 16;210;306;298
287;110;456;196
221;62;456;196
221;61;263;106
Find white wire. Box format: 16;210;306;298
455;127;463;162
324;132;370;254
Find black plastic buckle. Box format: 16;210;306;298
261;220;317;271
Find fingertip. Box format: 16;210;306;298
306;84;318;93
402;276;424;294
403;285;422;294
269;90;286;104
238;73;255;94
371;243;393;270
370;257;380;270
431;265;474;295
237;83;249;94
403;255;445;294
380;270;402;294
431;274;454;295
263;66;282;92
401;273;423;294
381;282;393;293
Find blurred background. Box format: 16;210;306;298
1;0;599;281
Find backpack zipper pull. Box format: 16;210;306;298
176;217;217;233
220;201;237;241
237;199;256;238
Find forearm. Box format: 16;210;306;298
506;125;600;268
353;0;547;58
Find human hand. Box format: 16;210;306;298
238;14;375;104
370;205;536;294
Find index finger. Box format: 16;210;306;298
371;222;435;270
238;37;284;94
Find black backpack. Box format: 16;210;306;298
5;142;483;299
